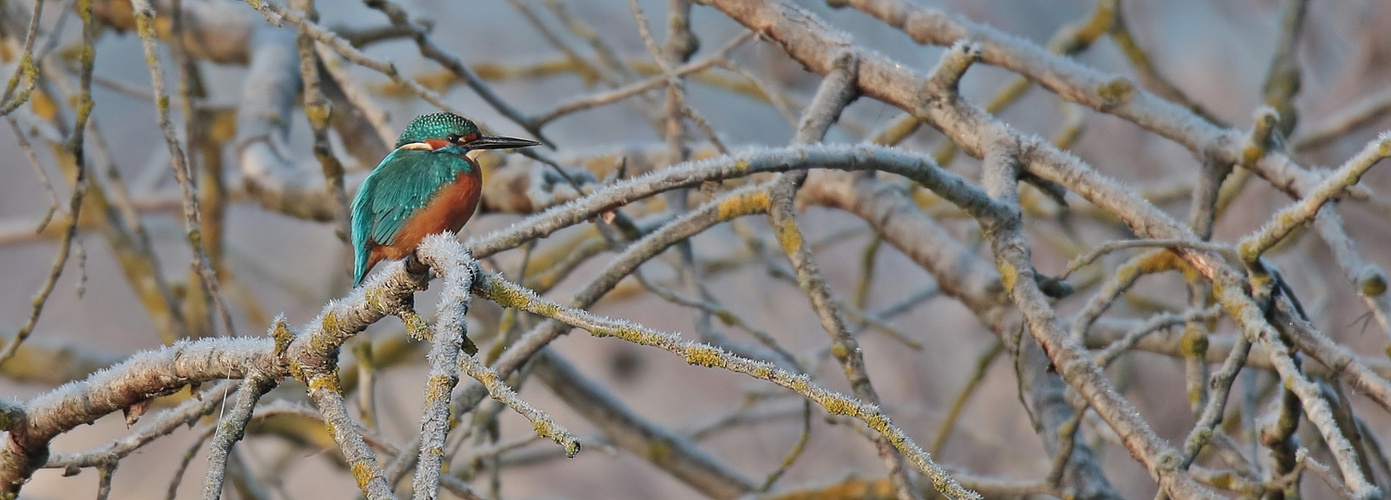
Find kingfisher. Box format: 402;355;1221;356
351;112;541;287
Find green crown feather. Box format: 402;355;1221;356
396;112;480;147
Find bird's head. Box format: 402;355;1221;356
395;112;540;153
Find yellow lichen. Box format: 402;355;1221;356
424;375;457;402
304;102;332;128
1361;273;1387;297
271;319;294;357
821;396;858;416
998;260;1018;291
829;342;850;359
1191;427;1212;445
789;377;810;394
308;372;342;394
647;440;674;464
1188;385;1204;406
773;215;804;255
319;310;342;335
1062;360;1089;383
684;344;726;368
473;367;499;385
1097;77;1135;106
350;461;377;491
1157;451;1182;471
287;360;306;383
1241;143;1264;167
863;413;887;431
1137;251;1183;274
1179;327;1209;357
1207;472;1233;490
74;94;95;121
715;191;770;221
400;311;431;341
1247;271;1274;294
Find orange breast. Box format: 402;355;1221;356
370;164;483;265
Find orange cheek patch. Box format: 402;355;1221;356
424;138;450;150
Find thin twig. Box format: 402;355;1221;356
1062;238;1236;280
292;0;349;242
0;0;43;115
1239;133;1391;261
45;382;235;469
363;0;550;145
1295;84;1391;151
931;341;1003;455
754;400;811;492
10;118;60;232
201;373;278;500
0;120;83;369
459;353;580;458
531;33;751;126
130;0;236;337
475;272;980;500
0;0;96;367
314;44;394;146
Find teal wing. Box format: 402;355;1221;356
351;149;460;286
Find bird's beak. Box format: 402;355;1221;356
461;135;542;150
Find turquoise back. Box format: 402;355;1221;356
350;147;474;285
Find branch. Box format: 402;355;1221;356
0;338;284;492
130;0;235;337
201;373;278;500
474;272;981;500
1238;133;1391;262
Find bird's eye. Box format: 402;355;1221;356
447;134;461;143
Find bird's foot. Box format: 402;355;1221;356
404;252;432;285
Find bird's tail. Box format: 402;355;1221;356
353;246;369;287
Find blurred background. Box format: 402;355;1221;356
2;0;1391;498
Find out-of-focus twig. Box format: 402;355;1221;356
475;272;981;500
131;0;235;337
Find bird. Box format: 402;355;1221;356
351;112;541;287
